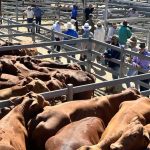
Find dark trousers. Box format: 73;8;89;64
138;72;150;91
71;17;78;32
27;18;33;32
54;37;61;52
35;17;41;33
79;54;87;71
54;37;61;59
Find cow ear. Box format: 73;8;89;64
143;128;150;143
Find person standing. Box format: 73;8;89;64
84;4;94;21
104;35;121;93
24;6;34;32
104;35;121;80
118;20;132;46
126;36;138;87
106;23;117;43
33;5;44;33
71;5;78;31
131;42;150;91
86;14;95;34
51;21;62;59
64;22;78;63
93;21;106;62
80;23;93;70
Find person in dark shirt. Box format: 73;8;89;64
104;35;121;80
33;5;44;33
84;4;94;21
71;5;78;31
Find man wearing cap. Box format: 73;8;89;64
23;6;34;32
131;42;150;91
126;36;138;87
118;20;132;46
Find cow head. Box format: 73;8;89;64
110;119;150;150
17;92;49;119
25;79;49;93
46;77;66;91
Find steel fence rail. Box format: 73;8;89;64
0;73;150;108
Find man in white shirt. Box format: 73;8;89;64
24;6;34;32
106;23;117;43
51;21;62;59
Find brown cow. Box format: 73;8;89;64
145;124;150;150
39;61;81;70
28;88;140;150
0;41;38;56
0;92;48;150
79;96;150;150
0;79;49;100
1;73;23;85
45;117;105;150
0;58;19;75
0;80;16;89
110;119;150;150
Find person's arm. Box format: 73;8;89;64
23;10;26;19
127;29;132;39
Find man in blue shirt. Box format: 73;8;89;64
71;5;78;31
64;22;78;63
33;5;44;33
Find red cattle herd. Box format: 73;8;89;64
0;42;150;150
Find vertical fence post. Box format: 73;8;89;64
87;38;92;73
51;29;55;54
119;47;125;78
147;30;150;50
104;0;108;31
8;19;12;42
66;84;73;101
16;0;18;22
32;23;35;43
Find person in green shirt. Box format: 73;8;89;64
118;20;132;46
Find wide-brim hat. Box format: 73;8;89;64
27;6;31;9
71;19;76;23
94;21;102;28
64;22;75;30
127;36;137;44
82;23;91;30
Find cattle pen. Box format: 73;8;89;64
0;16;150;108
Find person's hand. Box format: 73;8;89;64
133;63;140;68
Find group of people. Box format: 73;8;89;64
23;3;149;92
23;5;44;33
